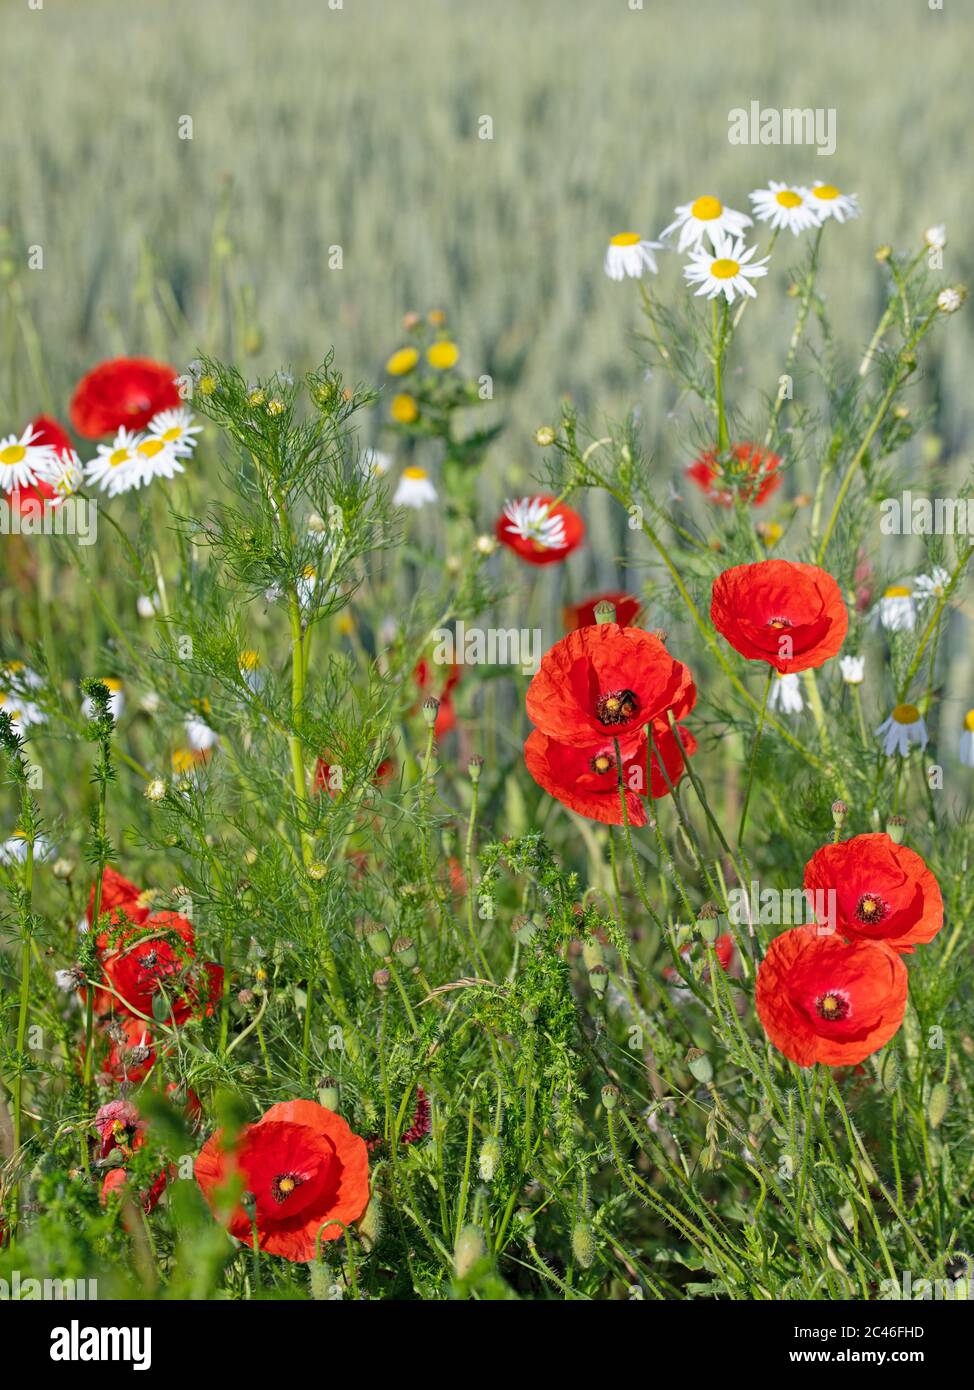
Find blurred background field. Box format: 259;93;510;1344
3;0;974;782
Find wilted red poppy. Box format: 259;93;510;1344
525;722;696;825
495;495;585;565
755;927;908;1067
565;592;642;630
94;1098;146;1160
104;1016;159;1084
195;1099;370;1261
69;357;180;438
526;623;696;748
711;560;848;674
687;443;781;507
803;833;943;954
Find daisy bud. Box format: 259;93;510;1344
875;244;892;263
571;1222;596;1270
422;696;440;727
372;967;391;992
521;1002;538;1026
937;286;965;314
317;1077;340;1110
478;1134;502;1182
365;922;392;957
927;1082;949;1131
392;936;417;969
402;311;421;330
534;425;556;447
686;1048;713;1084
467;754;484;784
144;779;167;802
512;915;537;946
307;861;327;881
893;404;910;419
593;600;616;625
831;799;848;828
885;814;907;845
198;374;218;397
601;1083;619;1112
52;858;75;880
454;1224;486;1280
695;902;720;943
582;937;605;971
588;963;609;998
265;397;285;416
475;533;497;556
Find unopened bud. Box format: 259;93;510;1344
512;915;537;946
582;937;605;971
467;754;484;784
534;425;556;447
52;858;75;880
831;799;848;828
422;696;440;728
927;1082;949;1130
454;1224;486;1280
571;1222;596;1269
478;1134;502;1182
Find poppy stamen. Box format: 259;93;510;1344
855;893;888;925
768;616;793;630
814;990;851;1022
596;689;638;726
271;1171;307;1204
589;752;615;775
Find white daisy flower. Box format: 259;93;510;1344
661;195;752;252
876;703;927;757
913;567;951;604
297;564;318;609
0;425;58;494
749;182;822;236
44;449;85;502
84;427;144;497
360;447;392;477
839;655;865;686
768;672;803;715
238;649;264;692
875;584;916;633
0;662;45;734
808;183;859;223
393;466;438;509
83;678;124;721
960;709;974;767
130;433;185;489
683;234;770;304
924;225;947;251
501;497;568;552
604;233;662;281
937;287;965;314
0;831;54;865
146;406;202;456
185;708;218;751
136;593;160;619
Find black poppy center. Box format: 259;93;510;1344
596;689;638;726
767;616;793;630
855;893;888;925
815;991;851;1022
271;1171;307;1204
590;752;615;776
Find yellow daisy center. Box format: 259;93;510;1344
892;703;920;725
109;448;131;467
102;678;122;692
301;565;316;580
775;189;803;208
239;649;260;670
711;258;740;280
391;394;418;423
814;184;839;201
884;585;911;598
172;748;198;774
964;709;974;732
137;438;166;458
691;195;722;220
427;341;459;370
161;427;183;442
403;467;428;480
610;232;641;247
0;445;27;466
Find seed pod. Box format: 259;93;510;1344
478;1135;502;1182
512;915;537;946
686;1048;713;1084
588;964;609;998
454;1224;486;1280
601;1083;619;1112
593;600;616;625
928;1082;949;1130
372;967;391;992
364;922;391;957
422;696;440;728
695;902;720;944
831;799;848;828
467;754;484;784
317;1077;339;1111
392;936;417;970
886;814;907;845
582;938;605;971
571;1222;596;1269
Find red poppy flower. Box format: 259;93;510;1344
495;495;585;565
526;623;696;748
687;443;781;507
100;1164;170;1214
755;928;908;1067
524;722;696;826
94;1099;146;1160
803;833;943;954
104;1017;159;1084
195;1099;370;1262
314;755;396;797
565;592;642;630
711;560;848;674
664;933;734;981
69;357;180;438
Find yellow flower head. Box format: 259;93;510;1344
386;347;419;377
391;393;419;424
427;340;459;370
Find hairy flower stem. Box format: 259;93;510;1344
763;226;822;452
712;300;730;454
10;837;34;1234
737;666;773;847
